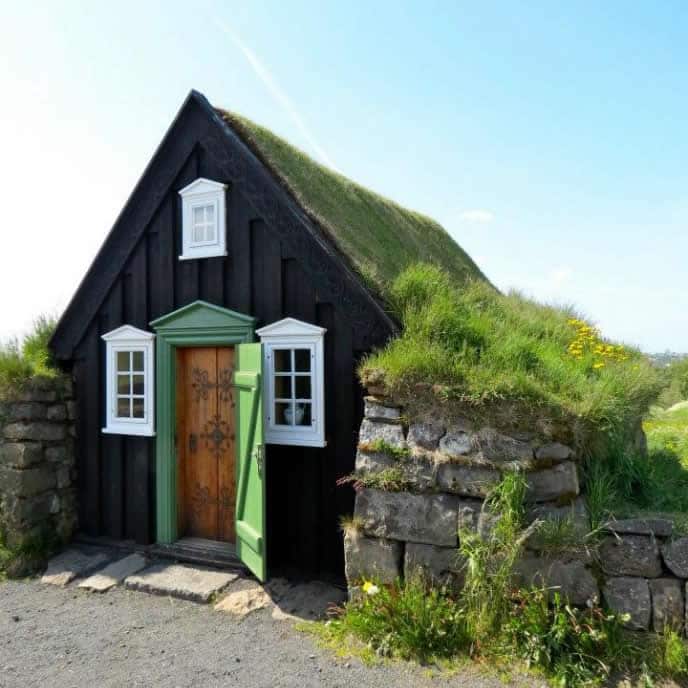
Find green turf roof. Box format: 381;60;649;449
216;108;489;295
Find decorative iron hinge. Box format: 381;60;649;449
252;443;264;477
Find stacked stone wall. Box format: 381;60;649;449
0;377;77;549
345;393;688;634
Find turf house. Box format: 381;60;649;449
49;90;486;582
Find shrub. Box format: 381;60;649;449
501;589;632;687
330;577;469;663
0;315;58;397
360;264;661;439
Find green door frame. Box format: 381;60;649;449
150;300;256;544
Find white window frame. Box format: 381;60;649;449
102;325;155;437
256;318;327;448
178;177;227;260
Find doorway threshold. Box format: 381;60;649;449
150;537;245;571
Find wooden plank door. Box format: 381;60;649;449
176;347;236;542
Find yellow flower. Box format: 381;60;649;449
362;581;380;596
593;362;605;369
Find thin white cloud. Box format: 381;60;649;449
549;266;573;286
459;209;494;224
214;19;339;172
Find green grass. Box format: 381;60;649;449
582;404;688;525
0;315;58;398
360;264;661;440
337;467;411;493
217;110;488;294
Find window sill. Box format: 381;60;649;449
265;433;327;448
178;251;228;261
102;426;156;437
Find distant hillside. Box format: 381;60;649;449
648;351;688;368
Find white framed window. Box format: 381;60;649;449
256;318;327;447
178;177;227;260
102;325;155;437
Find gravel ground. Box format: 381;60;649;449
0;579;540;688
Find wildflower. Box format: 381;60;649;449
593;362;605;369
362;581;379;596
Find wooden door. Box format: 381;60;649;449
176;347;236;542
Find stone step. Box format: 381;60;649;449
41;547;113;586
124;562;239;603
78;553;149;592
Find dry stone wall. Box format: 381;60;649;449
345;394;688;635
0;377;77;549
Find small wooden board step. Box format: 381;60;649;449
150;537;246;571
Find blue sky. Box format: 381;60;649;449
2;1;687;351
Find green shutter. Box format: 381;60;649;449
234;343;266;581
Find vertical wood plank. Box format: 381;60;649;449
75;323;101;535
149;195;175;320
100;280;124;539
174;150;200;307
217;346;237;542
227;193;253;314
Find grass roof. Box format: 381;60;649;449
217;109;488;294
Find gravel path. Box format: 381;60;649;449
0;579;539;688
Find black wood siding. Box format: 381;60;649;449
71;142;391;578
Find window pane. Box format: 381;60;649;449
274;349;292;372
132;351;144;372
132;375;145;395
117;351;130;372
192;225;204;243
193;206;205;224
132;398;145;419
274;401;293;426
117;374;131;395
294;349;311;372
295;402;312;426
294;375;311;400
274;375;292;399
205;223;216;243
117;397;131;418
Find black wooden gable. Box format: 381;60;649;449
50;90;395;361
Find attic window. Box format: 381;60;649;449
256;318;327;448
178;177;227;260
102;325;155;437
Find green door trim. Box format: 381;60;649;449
150;300;256;544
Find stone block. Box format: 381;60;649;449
436;463;500;498
45;445;67;463
46;404;67;421
599;535;663;578
66;401;77;421
526;462;579;503
457;498;483;534
439;429;472;458
649;578;684;633
515;556;599;607
344;532;402;584
78;554;149;592
401;456;436;491
0;466;56;497
472;428;534;465
364;398;402;423
56;466;71;489
404;542;466;588
2;492;54;527
355;488;459;547
605;518;673;538
534;442;574;462
0;442;43;468
125;563;238;603
16;387;57;403
408;422;445;450
603;577;651;630
358;419;406;450
527;496;588;529
3;422;66;442
42;548;112;586
8;403;47;421
355;450;395;473
662;537;688;578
